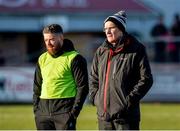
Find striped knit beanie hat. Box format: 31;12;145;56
104;10;127;33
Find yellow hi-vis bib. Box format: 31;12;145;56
38;51;78;99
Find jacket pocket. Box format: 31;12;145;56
111;79;128;117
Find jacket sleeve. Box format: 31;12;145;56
89;51;99;105
71;54;89;118
127;45;153;107
33;62;42;113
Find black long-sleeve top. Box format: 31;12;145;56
33;39;89;118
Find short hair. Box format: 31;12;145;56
43;24;63;34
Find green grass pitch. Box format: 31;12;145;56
0;103;180;130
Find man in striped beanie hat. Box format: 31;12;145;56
89;10;153;130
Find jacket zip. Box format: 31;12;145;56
103;47;123;113
112;59;117;79
103;49;113;113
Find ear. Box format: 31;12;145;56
59;34;64;40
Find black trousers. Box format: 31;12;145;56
98;119;139;130
35;112;76;130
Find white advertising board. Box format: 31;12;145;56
1;64;180;103
0;67;34;103
143;63;180;102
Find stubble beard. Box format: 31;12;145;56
47;41;62;56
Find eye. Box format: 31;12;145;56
103;26;117;32
44;39;48;43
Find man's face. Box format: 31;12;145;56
104;21;123;44
43;33;64;56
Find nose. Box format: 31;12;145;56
106;29;112;35
107;29;111;33
45;40;52;46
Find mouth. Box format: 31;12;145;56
47;44;54;49
107;34;112;37
107;36;113;39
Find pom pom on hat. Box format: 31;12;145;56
104;10;127;33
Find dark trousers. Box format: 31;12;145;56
98;119;139;130
35;112;76;130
